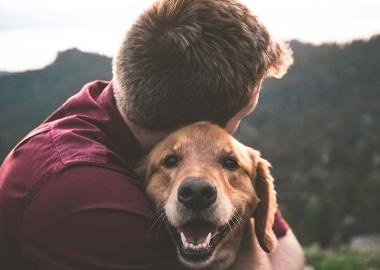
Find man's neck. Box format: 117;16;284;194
123;116;170;153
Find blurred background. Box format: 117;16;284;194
1;0;380;269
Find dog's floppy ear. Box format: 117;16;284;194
134;156;154;185
134;152;161;186
253;157;278;253
135;162;148;180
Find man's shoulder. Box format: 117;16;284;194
1;79;140;184
0;116;141;216
2;117;127;178
2;122;131;175
50;115;113;166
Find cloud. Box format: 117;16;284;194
1;0;380;71
0;0;154;31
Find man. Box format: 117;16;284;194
0;0;304;269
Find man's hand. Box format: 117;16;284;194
269;225;305;270
230;219;304;270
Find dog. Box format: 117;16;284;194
137;122;278;269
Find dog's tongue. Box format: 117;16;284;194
178;220;218;244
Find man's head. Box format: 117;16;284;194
113;0;293;132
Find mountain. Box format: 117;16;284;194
1;37;380;246
0;71;10;77
0;48;112;161
236;36;380;245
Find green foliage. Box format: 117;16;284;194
304;196;337;246
306;245;380;270
355;172;380;231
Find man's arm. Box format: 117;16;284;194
269;229;305;270
231;219;304;270
19;165;189;270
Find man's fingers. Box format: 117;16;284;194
240;218;259;253
231;218;273;270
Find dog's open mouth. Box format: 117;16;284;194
167;219;234;262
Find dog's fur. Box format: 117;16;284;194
137;122;278;269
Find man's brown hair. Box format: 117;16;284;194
113;0;293;130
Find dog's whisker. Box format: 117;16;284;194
152;208;165;224
155;212;167;233
227;216;233;233
236;214;244;235
148;208;166;235
236;213;244;235
231;211;244;235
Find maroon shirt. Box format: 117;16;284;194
0;80;288;270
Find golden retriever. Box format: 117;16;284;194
137;122;278;269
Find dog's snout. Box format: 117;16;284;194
177;177;217;210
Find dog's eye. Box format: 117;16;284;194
221;157;239;171
163;155;179;169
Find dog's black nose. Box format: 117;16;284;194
178;177;217;210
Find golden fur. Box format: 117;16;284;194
137;122;278;269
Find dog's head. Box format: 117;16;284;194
137;122;277;269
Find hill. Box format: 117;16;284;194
0;48;112;160
1;37;380;245
237;36;380;245
0;71;10;77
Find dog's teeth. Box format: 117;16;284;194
180;233;212;250
205;232;212;246
180;232;187;245
181;232;191;249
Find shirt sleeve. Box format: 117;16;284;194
19;165;189;270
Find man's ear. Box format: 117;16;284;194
266;39;293;79
253;157;278;253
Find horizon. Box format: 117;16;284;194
2;34;379;74
1;0;380;72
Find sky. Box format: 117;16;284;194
1;0;380;72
